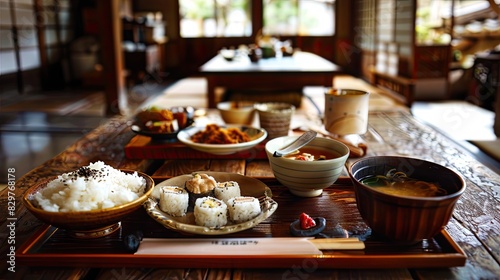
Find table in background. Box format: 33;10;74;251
200;51;342;108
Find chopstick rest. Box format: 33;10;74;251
331;136;367;158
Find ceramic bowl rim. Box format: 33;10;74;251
348;156;466;202
217;101;256;112
254;102;296;113
265;135;350;166
325;88;370;96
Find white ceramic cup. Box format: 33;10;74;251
255;102;295;139
324;88;369;136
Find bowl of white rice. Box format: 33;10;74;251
22;161;154;238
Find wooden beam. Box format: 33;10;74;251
97;0;125;115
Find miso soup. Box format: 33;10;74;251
360;169;447;197
283;147;342;161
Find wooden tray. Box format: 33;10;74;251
124;135;268;159
17;185;466;269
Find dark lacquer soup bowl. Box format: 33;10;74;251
348;156;466;243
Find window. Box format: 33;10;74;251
179;0;252;38
416;0;500;45
0;0;40;75
179;0;336;38
263;0;335;36
0;0;73;92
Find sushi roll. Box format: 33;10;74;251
214;181;241;203
185;173;217;211
227;196;261;223
193;196;228;228
159;186;189;217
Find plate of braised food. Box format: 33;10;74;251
177;123;267;155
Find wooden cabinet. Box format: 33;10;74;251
124;42;165;84
414;45;451;79
470;52;500;111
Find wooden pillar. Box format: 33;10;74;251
97;0;125;115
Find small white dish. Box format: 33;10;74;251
177;125;267;155
217;101;256;125
144;172;277;235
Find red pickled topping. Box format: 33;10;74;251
295;155;307;161
299;212;316;229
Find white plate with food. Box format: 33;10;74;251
144;172;277;235
177;124;267;155
131;106;194;140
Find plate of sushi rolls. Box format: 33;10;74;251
144;171;278;235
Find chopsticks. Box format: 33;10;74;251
325;136;367;158
135;237;365;256
309;237;365;250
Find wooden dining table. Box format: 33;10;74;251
200;51;342;108
2;88;499;279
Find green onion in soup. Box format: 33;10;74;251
360;169;447;197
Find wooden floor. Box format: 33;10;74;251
0;82;168;183
0;88;108;115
